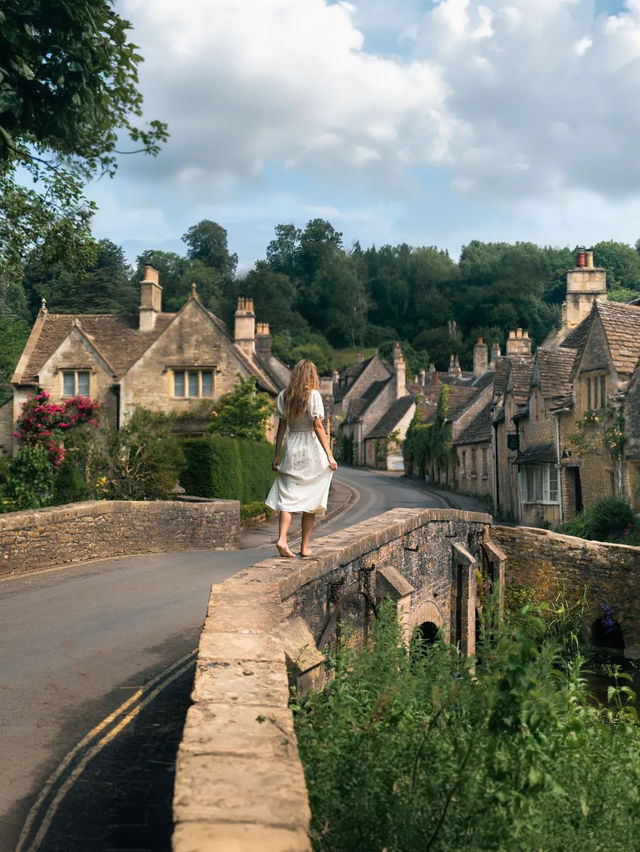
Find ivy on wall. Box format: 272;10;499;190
403;387;455;480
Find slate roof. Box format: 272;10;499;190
561;315;591;351
454;400;492;446
18;313;175;381
595;300;640;375
333;356;380;402
534;348;576;399
345;379;390;421
509;357;534;405
366;395;416;439
445;386;477;420
14;302;286;395
492;358;511;398
514;442;557;465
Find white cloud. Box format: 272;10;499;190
90;1;640;263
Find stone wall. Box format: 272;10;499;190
173;507;500;851
0;499;239;577
493;525;640;649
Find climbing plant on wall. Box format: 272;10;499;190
569;404;627;495
403;387;455;480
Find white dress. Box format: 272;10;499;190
265;389;333;515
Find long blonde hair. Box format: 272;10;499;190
284;360;320;421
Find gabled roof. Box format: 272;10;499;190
532;348;576;400
15;312;175;382
445;386;477;420
594;300;640;375
333;356;392;402
344;378;390;421
508;357;534;405
366;395;415;439
560;315;591;351
13;297;285;395
492;358;511;398
454;400;492;446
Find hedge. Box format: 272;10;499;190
180;436;274;503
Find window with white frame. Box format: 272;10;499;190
518;464;559;503
173;369;214;398
62;370;90;397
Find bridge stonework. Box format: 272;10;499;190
0;499;239;576
493;525;640;651
173;507;504;852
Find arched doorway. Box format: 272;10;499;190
417;621;439;644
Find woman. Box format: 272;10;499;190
266;360;338;558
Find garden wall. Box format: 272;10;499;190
0;499;239;577
493;525;640;650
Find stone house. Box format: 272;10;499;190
0;267;290;455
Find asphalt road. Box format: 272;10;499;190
0;468;446;850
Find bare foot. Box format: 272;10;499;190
276;542;295;558
299;550;312;558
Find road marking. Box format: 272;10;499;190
16;650;197;852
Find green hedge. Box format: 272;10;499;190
180;436;274;503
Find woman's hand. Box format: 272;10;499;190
328;456;338;471
272;458;280;471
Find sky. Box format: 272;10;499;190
89;0;640;272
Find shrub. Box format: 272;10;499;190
561;497;635;542
240;501;273;521
98;408;186;499
53;458;87;505
180;436;274;503
294;600;640;851
5;444;55;509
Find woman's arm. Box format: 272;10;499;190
272;418;287;471
313;417;338;470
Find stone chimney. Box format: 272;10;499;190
564;248;607;329
452;355;462;379
448;354;455;374
490;342;501;369
139;266;162;332
473;337;488;377
505;328;532;357
355;351;363;364
234;297;256;358
255;321;271;358
419;369;426;386
393;342;406;399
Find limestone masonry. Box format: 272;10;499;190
0;499;239;576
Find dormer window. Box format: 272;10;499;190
62;370;90;397
583;372;607;412
173;369;214;398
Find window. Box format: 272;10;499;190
583;373;607;412
173;369;214;398
482;448;488;477
471;448;477;477
461;450;467;477
62;370;90;397
518;464;559;503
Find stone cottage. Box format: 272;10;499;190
0;268;290;454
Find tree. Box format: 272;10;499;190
209;376;273;441
266;224;301;280
0;315;29;405
0;0;167;283
234;261;304;335
182;220;238;279
23;239;137;317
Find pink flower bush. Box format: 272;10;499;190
15;390;101;468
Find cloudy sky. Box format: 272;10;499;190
91;0;640;271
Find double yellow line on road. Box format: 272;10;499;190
16;650;197;852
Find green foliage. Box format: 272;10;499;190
403;386;454;479
209;375;273;441
5;444;55;509
561;497;636;542
97;408;185;500
0;0;167;284
53;458;87;505
294;600;640;851
240;501;274;521
180;436;274;503
0;314;29;405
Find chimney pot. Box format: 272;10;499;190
585;249;594;268
576;249;586;267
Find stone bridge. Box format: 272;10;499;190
172;507;506;851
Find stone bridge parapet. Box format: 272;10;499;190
173;507;504;852
0;499;239;576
